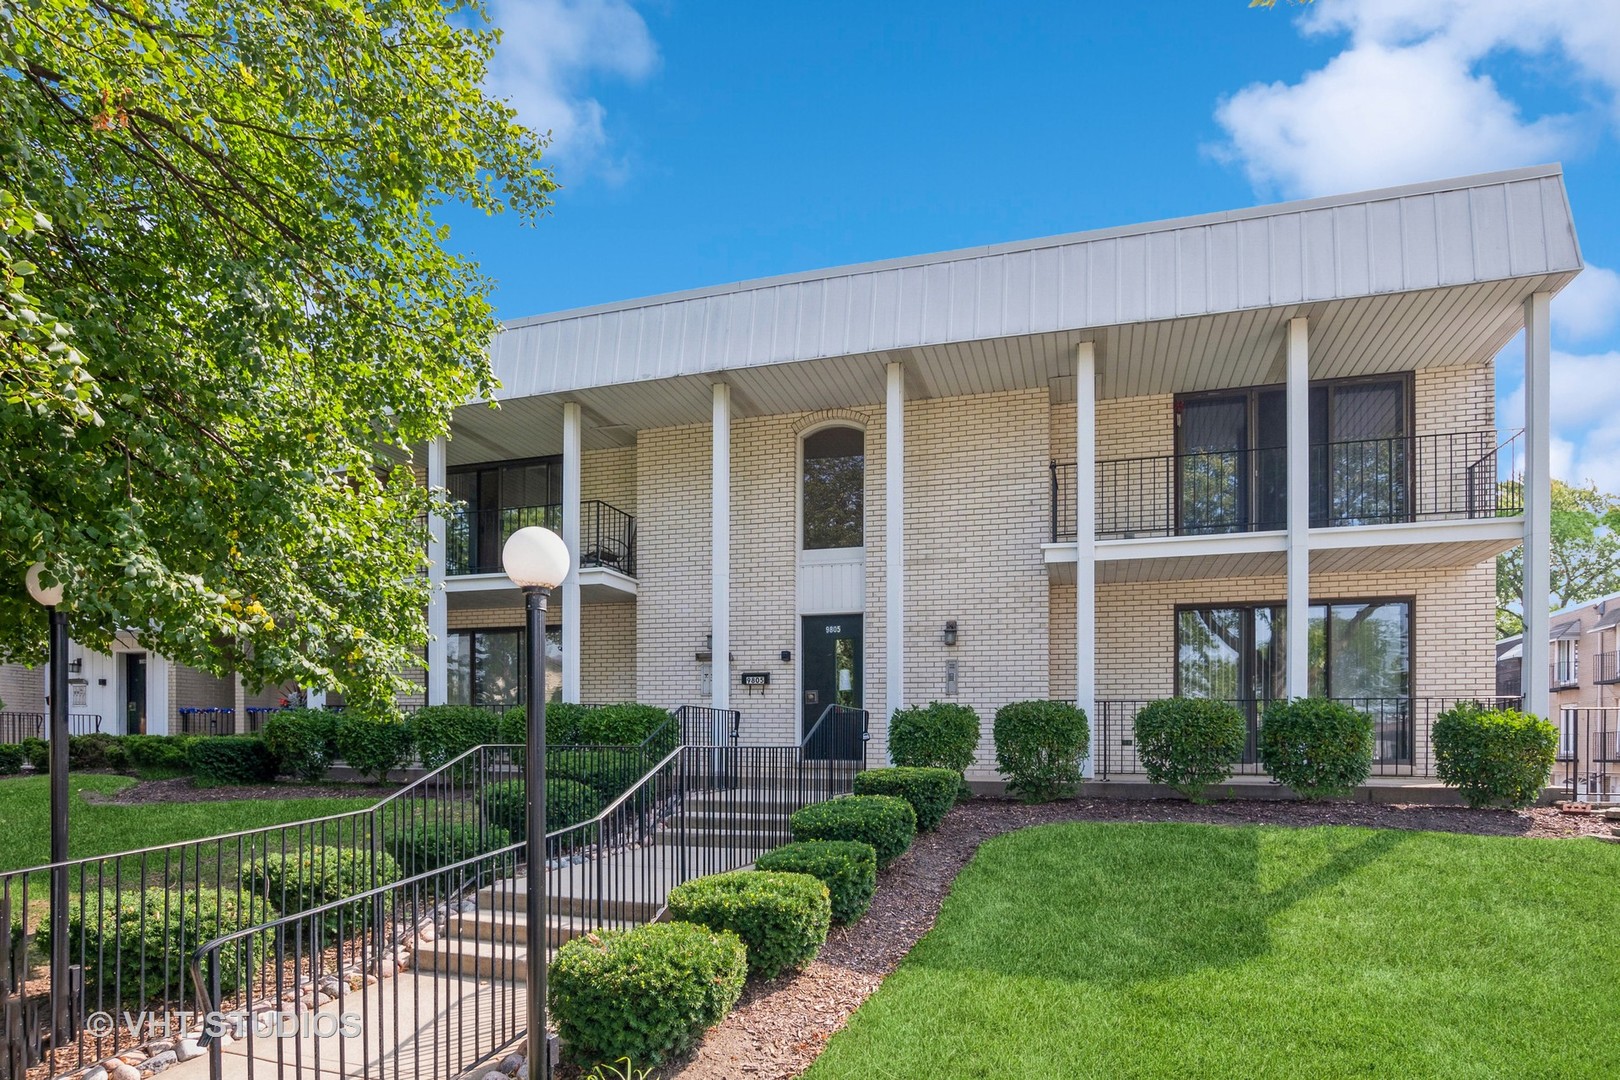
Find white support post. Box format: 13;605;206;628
1075;343;1098;778
147;653;171;736
426;435;449;706
1285;317;1311;699
562;403;583;704
886;362;905;730
711;384;731;714
1523;292;1552;722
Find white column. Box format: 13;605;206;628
147;653;171;736
711;384;731;713
562;402;583;704
1075;343;1098;777
886;362;906;727
425;434;449;705
1285;317;1311;699
1523;292;1553;722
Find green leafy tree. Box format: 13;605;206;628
0;0;554;706
1497;480;1620;637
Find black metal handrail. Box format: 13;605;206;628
446;499;637;577
672;705;741;745
176;706;237;735
1092;695;1523;780
1551;659;1581;689
1052;429;1524;541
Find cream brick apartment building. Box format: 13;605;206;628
2;166;1579;785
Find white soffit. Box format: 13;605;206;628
490;165;1581;402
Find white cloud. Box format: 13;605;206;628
1214;0;1620;198
1499;348;1620;488
484;0;658;176
1552;264;1620;344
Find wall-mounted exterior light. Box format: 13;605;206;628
942;620;958;646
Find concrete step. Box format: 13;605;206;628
413;937;551;980
444;908;595;948
478;880;663;922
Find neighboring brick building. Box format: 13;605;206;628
2;167;1580;787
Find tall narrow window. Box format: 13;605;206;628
803;426;864;550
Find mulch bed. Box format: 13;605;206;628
79;775;400;804
661;796;1614;1080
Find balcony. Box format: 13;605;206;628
1596;653;1620;686
447;500;636;579
1552;659;1581;690
1052;430;1523;542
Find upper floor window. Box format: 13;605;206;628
803;426;864;550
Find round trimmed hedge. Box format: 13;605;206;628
666;870;831;979
853;766;959;831
993;700;1089;802
888;702;980;774
1258;698;1374;800
262;707;340;780
1133;698;1247;802
1433;701;1557;809
790;794;916;869
480;777;603;839
550;921;746;1068
755;840;878;924
393;820;513;875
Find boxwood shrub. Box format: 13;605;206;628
263;707;341;781
887;701;980;778
122;734;200;776
411;705;500;771
188;736;278;786
393;820;513;875
241;846;400;935
20;737;48;772
1133;698;1248;802
548;747;650;803
1433;701;1557;809
500;702;675;750
335;711;416;781
852;767;959;831
68;732;125;771
36;887;273;1005
666;870;831;979
550;921;746;1068
790;795;916;869
0;744;23;775
755;840;877;924
1258;698;1374;799
993;700;1089;802
480;778;604;839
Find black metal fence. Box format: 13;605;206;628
1091;696;1523;780
1559;707;1620;804
1595;653;1620;686
0;712;107;745
446;500;637;577
176;707;239;735
1053;429;1525;541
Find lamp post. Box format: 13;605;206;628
500;526;569;1079
26;563;71;1045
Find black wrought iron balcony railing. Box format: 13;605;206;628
1595;653;1620;686
446;499;636;577
1051;429;1524;542
1552;659;1581;689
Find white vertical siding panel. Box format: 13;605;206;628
555;319;582;391
1505;179;1549;276
572;319;601;396
974;256;1005;340
921;263;953;345
866;271;898;351
1468;186;1511;281
947;261;978;342
820;276;851;358
1207;222;1240;312
1177;229;1208;316
1270;215;1303;304
723;292;753;367
1399;195;1440;289
1368;200;1405;293
893;266;925;347
1301;208;1337;300
665;299;696;374
796;279;825;359
1003;250;1033;336
1540;176;1580;270
702;296;729;373
1334;205;1370;297
1029;246;1062;332
1434;189;1475;285
846;274;876;354
1145;231;1178;321
1117;235;1148;323
1055;244;1083;329
1236;218;1271;308
1085;239;1117;326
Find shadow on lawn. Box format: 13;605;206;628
912;822;1408;986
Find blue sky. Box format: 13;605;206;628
442;0;1620;487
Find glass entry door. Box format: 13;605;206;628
1176;607;1284;763
801;615;863;760
124;653;147;735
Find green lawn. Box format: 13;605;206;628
808;822;1620;1080
0;774;380;874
